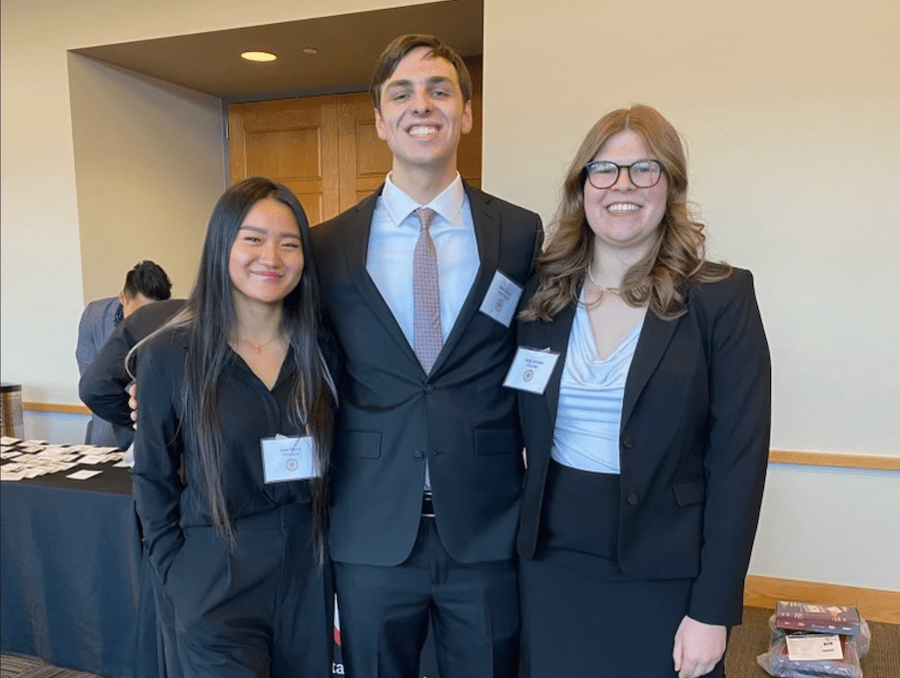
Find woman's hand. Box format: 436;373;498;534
672;615;726;678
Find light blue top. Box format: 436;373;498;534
551;294;643;474
366;173;479;346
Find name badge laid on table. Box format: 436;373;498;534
503;347;560;395
261;435;320;483
479;270;523;328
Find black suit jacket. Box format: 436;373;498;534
311;183;542;566
79;299;186;449
515;269;770;626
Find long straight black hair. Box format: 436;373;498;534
133;177;336;561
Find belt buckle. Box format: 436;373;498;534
421;491;435;517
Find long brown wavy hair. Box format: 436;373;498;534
522;104;731;322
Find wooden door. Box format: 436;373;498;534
229;96;340;225
337;92;394;212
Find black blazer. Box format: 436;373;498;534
79;298;186;449
516;269;770;626
311;183;542;566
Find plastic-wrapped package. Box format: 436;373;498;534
757;613;871;678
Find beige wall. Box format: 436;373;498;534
69;54;224;303
2;0;898;590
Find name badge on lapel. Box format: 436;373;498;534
479;270;523;328
503;347;560;395
261;434;320;483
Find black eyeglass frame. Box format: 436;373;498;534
583;159;664;190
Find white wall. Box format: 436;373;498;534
1;0;898;592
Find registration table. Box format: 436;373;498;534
1;437;160;678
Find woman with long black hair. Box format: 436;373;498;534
131;177;336;677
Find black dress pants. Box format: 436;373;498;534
333;517;519;678
163;504;332;678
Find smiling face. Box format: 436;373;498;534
374;46;473;188
228;197;304;310
583;129;668;258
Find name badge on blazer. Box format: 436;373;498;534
261;434;320;483
479;270;523;328
503;347;560;394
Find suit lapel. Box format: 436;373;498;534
343;187;420;363
538;303;578;422
621;309;679;425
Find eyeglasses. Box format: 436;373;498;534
583;159;663;189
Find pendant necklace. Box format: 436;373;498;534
241;335;282;354
587;266;621;296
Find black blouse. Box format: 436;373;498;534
132;328;312;585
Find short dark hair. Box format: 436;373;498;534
369;34;473;111
122;260;172;301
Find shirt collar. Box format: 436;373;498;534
382;172;464;228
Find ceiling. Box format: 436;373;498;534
71;0;484;101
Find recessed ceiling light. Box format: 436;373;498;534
303;48;319;55
241;51;277;62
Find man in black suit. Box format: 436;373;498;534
79;298;185;450
311;35;542;678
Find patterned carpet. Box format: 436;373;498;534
0;654;100;678
4;606;899;677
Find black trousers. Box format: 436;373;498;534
163;504;332;678
519;461;725;678
333;517;519;678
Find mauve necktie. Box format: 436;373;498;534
413;207;442;373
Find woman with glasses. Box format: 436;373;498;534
512;105;770;677
130;177;337;677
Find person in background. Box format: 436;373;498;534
76;259;172;446
131;177;336;677
310;34;542;678
512;104;770;677
80;297;186;451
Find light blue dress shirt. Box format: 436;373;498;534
551;294;644;474
366;173;479;347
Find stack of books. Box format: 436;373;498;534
775;601;862;636
758;601;866;678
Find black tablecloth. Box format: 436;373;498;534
1;442;159;678
0;440;439;678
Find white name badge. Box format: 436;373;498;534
261;435;320;483
503;347;560;395
479;271;523;328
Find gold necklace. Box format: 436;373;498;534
241;335;282;354
587;266;621;295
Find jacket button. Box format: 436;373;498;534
423;384;435;394
622;436;634;449
413;450;424;461
626;494;639;506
